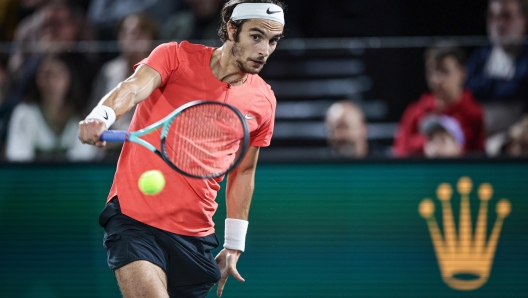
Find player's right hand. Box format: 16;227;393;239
78;119;107;147
215;248;245;297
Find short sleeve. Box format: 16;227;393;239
134;42;180;87
250;104;275;147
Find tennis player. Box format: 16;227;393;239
78;1;285;297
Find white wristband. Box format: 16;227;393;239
85;105;116;129
224;218;249;252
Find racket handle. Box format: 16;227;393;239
100;130;128;142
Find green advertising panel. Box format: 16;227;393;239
0;161;527;297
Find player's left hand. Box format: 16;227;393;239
214;248;244;297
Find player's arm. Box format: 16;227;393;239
78;64;161;146
215;146;260;297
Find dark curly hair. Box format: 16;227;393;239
218;0;286;43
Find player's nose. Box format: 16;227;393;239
258;43;272;57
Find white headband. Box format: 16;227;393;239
231;3;285;25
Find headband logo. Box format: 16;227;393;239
266;7;281;14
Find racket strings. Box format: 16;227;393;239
164;103;245;177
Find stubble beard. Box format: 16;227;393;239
231;41;264;74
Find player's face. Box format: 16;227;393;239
488;0;527;46
230;19;284;74
425;56;466;102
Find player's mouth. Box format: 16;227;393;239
250;60;265;67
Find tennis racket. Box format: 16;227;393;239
100;100;250;179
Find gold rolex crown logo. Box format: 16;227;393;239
419;177;511;291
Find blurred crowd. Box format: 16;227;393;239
0;0;225;161
0;0;527;162
327;0;528;159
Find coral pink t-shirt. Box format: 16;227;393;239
107;41;276;236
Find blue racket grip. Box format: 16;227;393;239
100;130;128;142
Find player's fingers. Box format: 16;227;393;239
79;123;105;145
216;277;227;297
230;266;245;282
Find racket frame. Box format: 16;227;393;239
107;100;250;179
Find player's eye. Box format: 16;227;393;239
251;35;260;41
270;38;279;45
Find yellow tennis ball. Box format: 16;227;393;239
138;170;166;195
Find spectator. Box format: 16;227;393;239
161;0;224;41
466;0;528;135
325;100;387;158
5;54;100;162
505;115;528;156
8;1;96;80
421;115;465;158
87;0;178;39
394;42;485;157
89;13;159;132
0;2;96;151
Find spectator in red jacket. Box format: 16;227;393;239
393;42;485;157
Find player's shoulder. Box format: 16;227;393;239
153;41;181;52
249;75;276;107
152;41;210;54
164;41;214;65
179;41;214;53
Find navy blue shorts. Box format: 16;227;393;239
99;197;221;298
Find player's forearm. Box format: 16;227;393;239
223;166;256;253
94;64;161;120
225;146;260;219
225;169;256;220
98;81;139;119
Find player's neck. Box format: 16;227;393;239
210;46;248;85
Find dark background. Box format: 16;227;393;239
286;0;488;38
282;0;489;121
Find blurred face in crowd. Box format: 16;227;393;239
426;56;466;103
229;19;283;74
488;0;527;46
424;128;463;158
41;6;78;42
36;58;71;105
38;5;80;53
118;15;156;54
326;102;368;158
507;116;528;156
507;132;528;156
